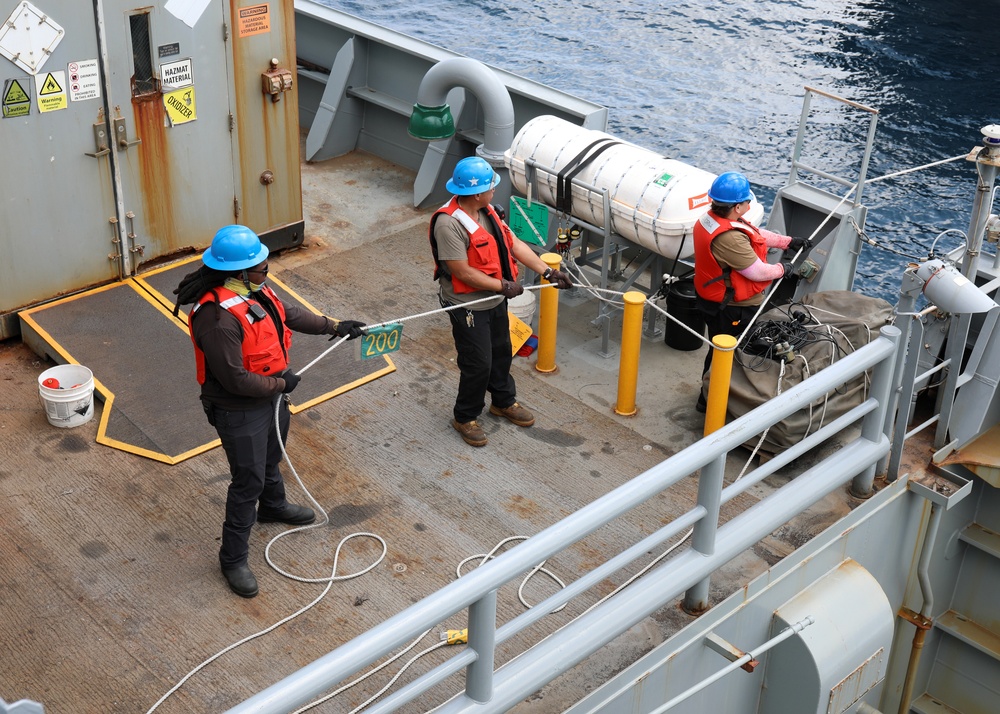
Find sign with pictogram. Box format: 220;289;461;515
2;77;31;118
35;70;66;112
68;59;101;102
163;86;197;126
237;4;271;38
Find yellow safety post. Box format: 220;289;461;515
614;291;646;415
703;334;737;436
535;252;563;373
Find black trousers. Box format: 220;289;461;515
209;397;290;568
700;300;759;378
447;301;517;423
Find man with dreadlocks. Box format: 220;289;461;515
174;225;366;598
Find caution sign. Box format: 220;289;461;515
36;71;67;113
508;311;532;355
3;78;31;118
163;86;197;126
238;3;271;37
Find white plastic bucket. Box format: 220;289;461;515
508;290;536;326
37;364;95;428
505;115;765;259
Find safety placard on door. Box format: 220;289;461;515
160;58;193;90
237;4;270;37
163;86;197;126
68;60;101;102
2;78;31;118
35;71;66;113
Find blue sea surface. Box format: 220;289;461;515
315;0;999;300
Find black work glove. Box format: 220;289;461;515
787;236;811;252
499;279;524;299
330;319;367;340
543;267;573;290
281;372;301;393
780;261;797;279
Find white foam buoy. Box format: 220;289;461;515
37;364;95;428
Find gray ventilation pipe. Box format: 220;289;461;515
412;57;514;164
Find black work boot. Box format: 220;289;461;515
257;503;316;526
221;564;259;598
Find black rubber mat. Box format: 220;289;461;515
21;259;393;464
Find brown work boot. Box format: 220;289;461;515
489;402;535;427
452;419;487;447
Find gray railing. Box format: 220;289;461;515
227;326;901;714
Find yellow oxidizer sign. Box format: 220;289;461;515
163;87;197;126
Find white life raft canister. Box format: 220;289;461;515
504;115;764;259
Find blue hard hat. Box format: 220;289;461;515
708;171;753;204
446;156;501;196
202;225;269;271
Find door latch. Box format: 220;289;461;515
85;120;110;158
261;58;293;102
114;117;142;150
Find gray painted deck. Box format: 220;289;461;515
0;147;861;713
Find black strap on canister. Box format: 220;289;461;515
555;137;620;215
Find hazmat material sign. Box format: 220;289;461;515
36;70;66;112
3;77;31;117
160;58;193;90
0;2;64;75
163;86;196;126
238;4;271;37
68;59;100;101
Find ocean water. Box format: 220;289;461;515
316;0;999;300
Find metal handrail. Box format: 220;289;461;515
789;86;880;207
227;327;901;714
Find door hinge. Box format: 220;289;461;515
223;22;229;41
234;197;241;220
229;113;235;132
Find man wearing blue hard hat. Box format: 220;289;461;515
430;156;573;447
173;225;366;598
693;171;810;412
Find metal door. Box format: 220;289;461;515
0;0;237;334
227;0;303;247
0;0;119;324
102;0;237;266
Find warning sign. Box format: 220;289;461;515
508;311;533;355
3;78;31;118
238;3;271;37
68;59;101;102
160;58;193;89
36;71;67;113
163;86;197;126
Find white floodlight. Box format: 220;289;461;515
917;259;997;313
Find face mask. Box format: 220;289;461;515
223;276;265;295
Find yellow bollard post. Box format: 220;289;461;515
614;291;646;415
535;252;563;373
703;334;737;436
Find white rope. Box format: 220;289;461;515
456;536;568;613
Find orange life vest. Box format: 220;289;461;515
693;212;769;305
189;285;291;384
429;197;519;293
